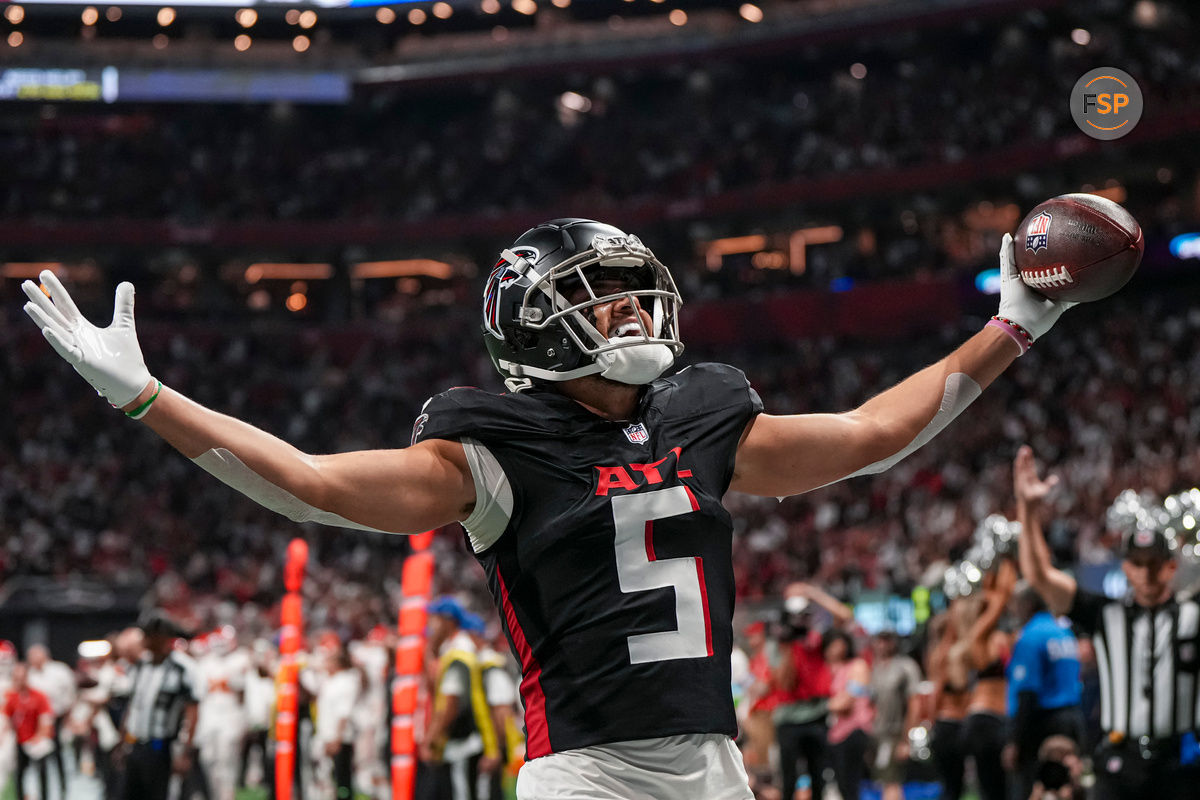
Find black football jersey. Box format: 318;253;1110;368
413;363;763;757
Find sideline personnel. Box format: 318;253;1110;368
1014;446;1200;799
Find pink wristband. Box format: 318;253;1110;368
987;318;1030;356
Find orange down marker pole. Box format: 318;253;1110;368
276;538;308;800
392;531;435;800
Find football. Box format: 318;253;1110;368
1013;193;1144;302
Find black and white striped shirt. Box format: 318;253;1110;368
123;651;202;742
1069;589;1200;740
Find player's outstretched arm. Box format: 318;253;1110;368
22;271;474;535
1013;445;1076;615
731;234;1073;497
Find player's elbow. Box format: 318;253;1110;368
843;411;916;473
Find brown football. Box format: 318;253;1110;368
1013;193;1143;302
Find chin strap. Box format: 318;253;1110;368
498;359;604;386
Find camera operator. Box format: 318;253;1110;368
770;582;853;800
1028;735;1085;800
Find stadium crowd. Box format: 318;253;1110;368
1;2;1199;797
0;1;1195;244
5;281;1200;620
3;273;1199;798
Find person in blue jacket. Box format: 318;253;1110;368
1007;581;1083;799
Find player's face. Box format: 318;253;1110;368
569;278;654;340
1122;553;1177;606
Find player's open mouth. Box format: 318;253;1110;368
612;321;646;339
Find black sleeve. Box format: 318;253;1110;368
1065;588;1108;638
653;363;763;492
660;363;764;419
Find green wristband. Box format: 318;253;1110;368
125;380;162;420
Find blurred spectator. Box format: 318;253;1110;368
25;642;76;793
770;582;835;800
739;620;781;776
239;639;276;796
925;609;971;799
2;662;56;800
1006;582;1083;799
70;641;125;796
349;626;392;799
964;560;1017;800
823;627;872;800
420;597;497;800
194;627;249;800
311;640;362;800
868;630;923;800
466;613;521;799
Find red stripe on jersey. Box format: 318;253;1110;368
695;556;714;657
682;485;700;511
644;521;657;562
496;569;552;758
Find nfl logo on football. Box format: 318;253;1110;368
1026;211;1052;252
623;423;650;445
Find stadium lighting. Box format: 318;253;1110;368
106;6;121;21
480;0;500;12
512;0;536;15
5;6;25;24
550;0;570;7
1070;28;1090;46
1169;233;1200;260
234;33;252;50
738;3;762;22
850;62;867;79
668;8;686;25
975;268;1002;295
157;6;175;25
152;32;168;47
298;9;317;27
375;6;395;22
559;90;591;112
1133;0;1160;27
245;263;333;282
6;31;22;47
351;259;453;279
236;8;258;27
2;262;63;279
407;7;426;24
432;2;452;19
292;33;310;50
285;8;300;23
81;6;99;24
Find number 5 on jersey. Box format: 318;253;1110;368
611;487;713;664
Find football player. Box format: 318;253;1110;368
22;218;1072;799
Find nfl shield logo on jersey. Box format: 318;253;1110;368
623;423;650;445
1025;211;1052;252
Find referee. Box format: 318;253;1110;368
1014;445;1200;799
119;610;202;800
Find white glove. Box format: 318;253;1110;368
996;232;1076;341
21;270;152;409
